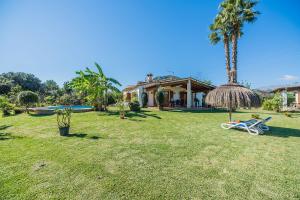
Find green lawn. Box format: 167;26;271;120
0;108;299;199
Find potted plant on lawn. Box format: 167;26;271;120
56;108;72;136
117;100;126;119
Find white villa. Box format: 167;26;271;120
123;74;215;108
273;84;300;108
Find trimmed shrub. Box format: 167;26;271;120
14;107;24;115
0;96;14;116
155;90;164;110
262;93;282;112
18;91;39;113
262;99;273;111
129;100;140;112
141;92;148;108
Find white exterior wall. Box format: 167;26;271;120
173;87;181;101
136;86;144;106
281;91;288;108
194;92;203;107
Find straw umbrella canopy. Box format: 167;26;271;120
205;83;260;121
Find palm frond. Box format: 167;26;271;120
94;62;104;76
107;77;122;86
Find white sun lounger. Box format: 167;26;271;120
221;117;272;135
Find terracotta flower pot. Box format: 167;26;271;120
120;112;125;119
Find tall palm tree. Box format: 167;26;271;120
209;11;232;83
220;0;260;83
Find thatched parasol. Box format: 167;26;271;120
205;83;260;121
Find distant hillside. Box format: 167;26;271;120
256;82;300;92
153;75;180;81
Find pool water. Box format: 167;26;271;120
47;105;94;110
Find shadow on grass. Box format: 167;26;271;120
0;125;23;140
0;132;24;140
29;113;55;117
0;125;12;130
166;108;244;114
66;133;102;140
264;126;300;138
104;110;161;120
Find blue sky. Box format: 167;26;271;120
0;0;299;88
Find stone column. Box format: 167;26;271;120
281;91;288;109
137;86;143;106
187;79;192;108
296;92;300;105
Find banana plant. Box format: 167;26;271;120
71;62;121;111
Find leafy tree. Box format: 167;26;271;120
141;92;148;108
42;80;59;95
44;95;56;105
129;101;140;112
62;81;73;94
7;85;22;104
0;72;42;91
107;91;120;105
71;62;121;111
262;93;283;112
0;96;14;116
155;90;164;110
18;91;39;113
0;83;11;95
58;93;81;105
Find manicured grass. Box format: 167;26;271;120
0;108;299;199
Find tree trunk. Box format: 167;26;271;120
231;30;238;83
103;89;108;111
224;34;231;83
228;107;232;122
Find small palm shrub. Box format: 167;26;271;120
129;101;140;112
251;114;260;119
117;100;126;119
155;90;164;110
284;112;292;118
56;108;72;136
141;92;148;108
18;91;39;113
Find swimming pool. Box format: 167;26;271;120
30;105;94;115
48;105;94;110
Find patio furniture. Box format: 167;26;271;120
221;117;272;135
